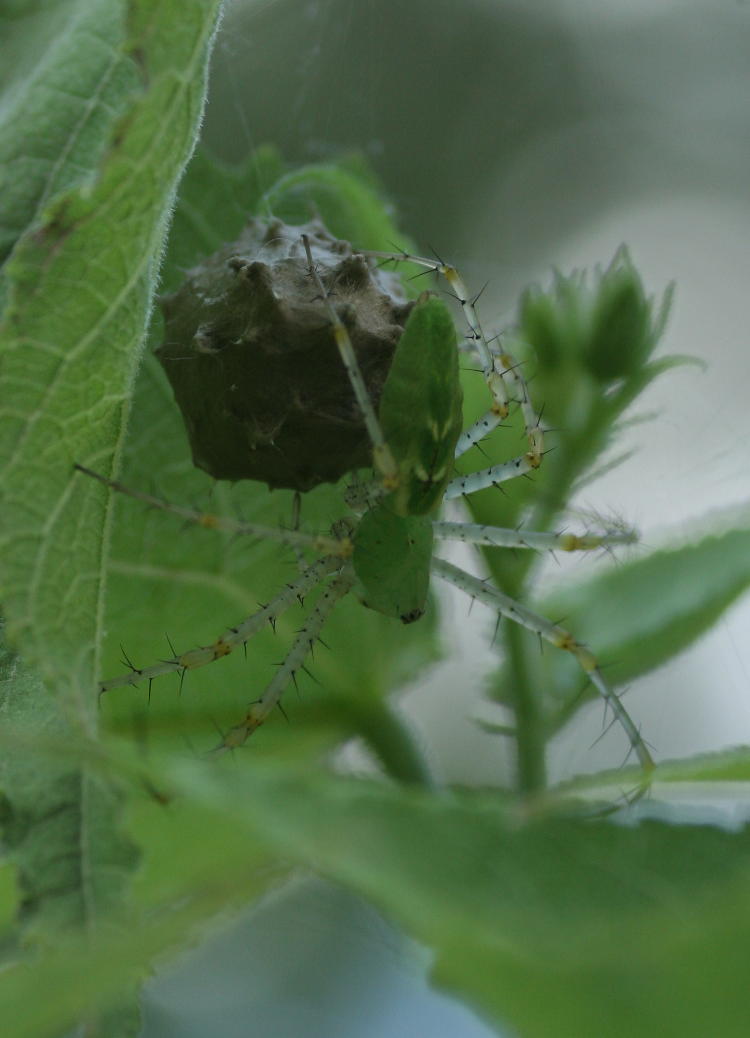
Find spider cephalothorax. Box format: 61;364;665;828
157;217;414;490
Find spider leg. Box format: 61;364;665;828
431;556;654;775
432;520;637;552
216;565;357;751
454;346;543;468
75;464;348;557
497;347;544;464
353;250;544;472
357;249;510;417
444;456;539;498
99;555;344;693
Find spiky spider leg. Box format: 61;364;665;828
360;248;508;412
354;249;544;478
454;344;543;463
217;567;357;751
75;464;348;558
99;554;346;693
431;557;654;775
433;521;650;782
87;451;358;751
432;520;638;553
449;363;547;498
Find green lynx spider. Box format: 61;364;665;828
81;227;654;778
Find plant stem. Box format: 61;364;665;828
504;623;547;795
353;702;437;790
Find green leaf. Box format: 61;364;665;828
497;523;750;729
160;145;285;293
0;4;223;1032
0;792;275;1038
0;863;20;936
559;747;750;795
0;641;141;1036
656;747;750;783
178;762;750;1038
0;0;224;719
7;748;750;1038
0;0;142;271
0;651;136;938
261;159;419;258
